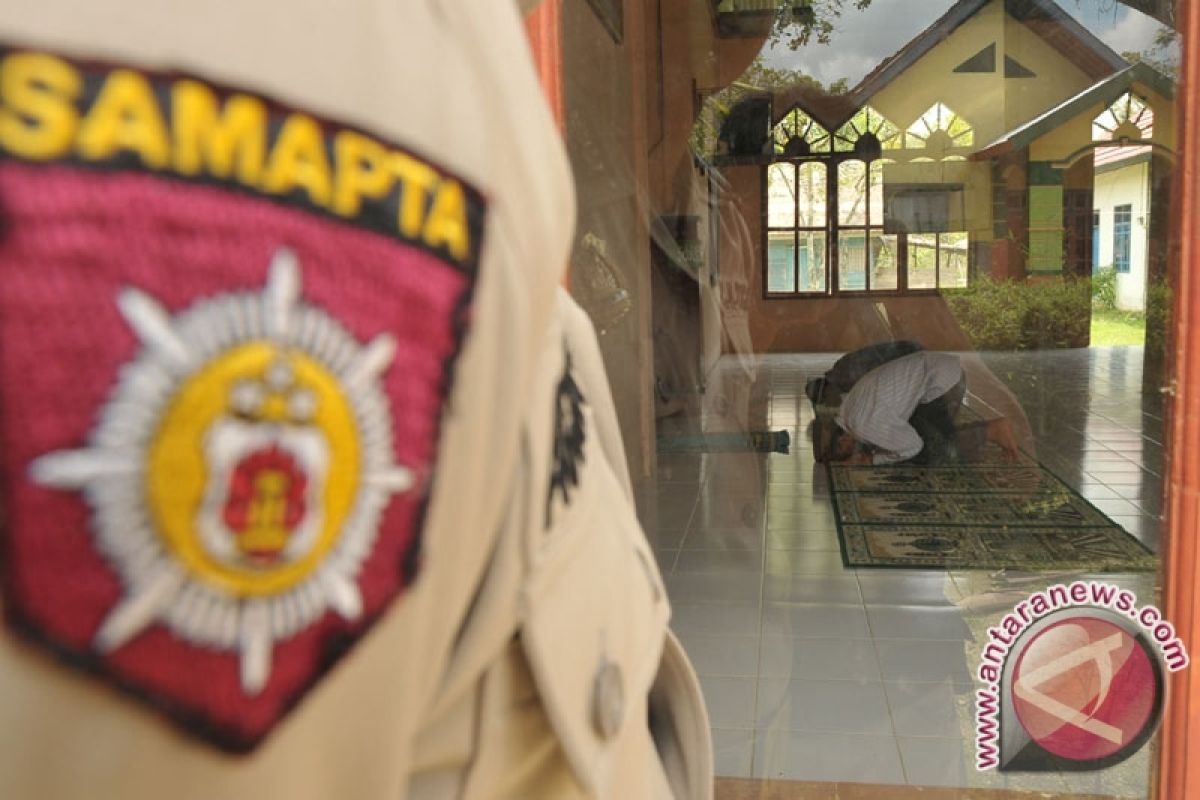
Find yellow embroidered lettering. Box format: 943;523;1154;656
172;81;266;184
0;52;81;160
423;180;469;262
77;70;170;169
261;114;333;206
392;152;438;239
331;131;393;217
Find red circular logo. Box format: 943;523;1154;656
1012;617;1158;762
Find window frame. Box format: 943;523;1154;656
764;160;830;295
1113;203;1132;274
762;103;976;299
760;152;969;298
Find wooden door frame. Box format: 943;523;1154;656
1158;0;1200;795
524;0;564;127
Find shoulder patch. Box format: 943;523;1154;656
0;46;485;752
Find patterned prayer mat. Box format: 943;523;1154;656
658;430;790;454
828;462;1157;571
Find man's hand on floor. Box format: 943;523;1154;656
985;417;1021;462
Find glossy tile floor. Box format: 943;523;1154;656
637;347;1163;798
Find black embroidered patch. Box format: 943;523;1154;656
546;352;586;527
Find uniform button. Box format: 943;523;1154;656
591;660;624;740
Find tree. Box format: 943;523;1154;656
738;56;828;93
690;55;848;157
767;0;874;51
762;0;1177;54
1120;25;1180;80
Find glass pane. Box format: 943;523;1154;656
797;161;826;226
773;107;833;154
1114;204;1132;273
838;160;867;226
766;164;796;227
938;232;969;288
908;232;937;289
838;230;866;291
871;232;898;290
797;231;826;292
868;161;884;224
556;3;1183;797
766;232;795;292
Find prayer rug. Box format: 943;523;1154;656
658;430;791;454
828;461;1156;571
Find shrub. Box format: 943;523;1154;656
1144;279;1172;364
1092;267;1117;311
944;277;1091;351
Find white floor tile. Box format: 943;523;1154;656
698;676;758;729
753;730;905;782
712;728;755;778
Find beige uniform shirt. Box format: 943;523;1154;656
0;1;711;797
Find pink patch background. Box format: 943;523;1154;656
0;162;474;749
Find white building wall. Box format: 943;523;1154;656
1093;159;1149;311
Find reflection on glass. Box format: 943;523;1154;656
798;232;826;291
909;232;937;289
838;160;866;226
838;230;865;291
797;162;827;226
773;107;832;155
563;2;1182;794
767;164;796;227
906;102;975;155
1093;92;1154;141
868;160;885;223
939;232;969;288
907;232;969;289
767;161;826;294
766;231;796;292
833;105;901;153
872;233;898;290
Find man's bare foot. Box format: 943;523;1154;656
986;417;1020;461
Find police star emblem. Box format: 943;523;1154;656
29;248;413;696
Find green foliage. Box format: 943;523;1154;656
1090;308;1145;347
768;0;873;50
690;55;847;157
944;278;1092;351
1092;267;1117;311
1144;279;1173;362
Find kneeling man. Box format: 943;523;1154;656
831;350;1019;465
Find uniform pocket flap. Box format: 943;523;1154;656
519;456;668;795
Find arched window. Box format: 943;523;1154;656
1092;92;1154;169
773;107;832;157
906;102;974;156
766;161;828;292
763;105;967;296
1092;92;1154;142
833;105;901;156
836;159;896;291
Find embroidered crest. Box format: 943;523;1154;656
30;249;411;695
0;48;484;751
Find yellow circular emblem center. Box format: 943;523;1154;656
146;343;360;597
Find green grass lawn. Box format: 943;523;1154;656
1091;308;1146;346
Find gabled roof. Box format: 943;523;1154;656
772;83;858;131
971;61;1175;160
850;0;1128;106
